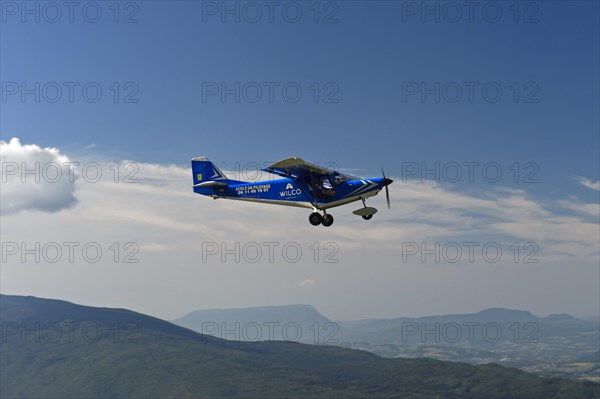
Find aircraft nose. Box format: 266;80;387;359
383;177;393;186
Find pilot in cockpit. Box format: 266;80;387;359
316;176;336;198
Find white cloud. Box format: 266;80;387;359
1;138;78;215
3;144;596;259
578;177;600;191
558;199;600;218
298;279;316;288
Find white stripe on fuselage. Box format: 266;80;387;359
344;180;378;199
213;188;380;210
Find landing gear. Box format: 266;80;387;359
353;198;377;221
309;212;323;226
309;212;334;226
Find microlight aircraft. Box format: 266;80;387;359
192;157;392;226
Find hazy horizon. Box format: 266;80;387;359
1;291;598;322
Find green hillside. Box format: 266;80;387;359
1;295;597;399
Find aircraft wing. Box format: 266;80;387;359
264;157;358;207
263;157;340;181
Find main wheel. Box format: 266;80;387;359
322;214;334;227
362;214;373;220
309;212;323;226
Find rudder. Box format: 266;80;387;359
191;157;228;187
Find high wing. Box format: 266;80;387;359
263;157;358;208
263;157;356;182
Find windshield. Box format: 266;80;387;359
331;172;355;185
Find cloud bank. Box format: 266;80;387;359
1;138;78;215
1;138;598;320
578;177;600;191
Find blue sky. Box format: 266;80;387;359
2;2;598;183
1;1;599;319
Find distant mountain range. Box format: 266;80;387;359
333;307;590;345
172;304;600;381
2;294;598;398
172;304;331;343
171;304;592;346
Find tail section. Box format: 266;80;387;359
191;157;244;196
191;157;228;187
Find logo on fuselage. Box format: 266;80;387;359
280;188;302;197
280;182;301;197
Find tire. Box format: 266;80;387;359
309;212;323;226
362;214;373;220
322;214;334;227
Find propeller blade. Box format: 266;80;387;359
385;185;391;209
381;167;392;209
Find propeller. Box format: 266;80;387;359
381;167;393;209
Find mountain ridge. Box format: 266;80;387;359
2;294;597;398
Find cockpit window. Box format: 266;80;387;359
331;172;355;185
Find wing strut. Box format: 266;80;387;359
291;174;319;209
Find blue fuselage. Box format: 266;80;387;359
195;177;385;210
